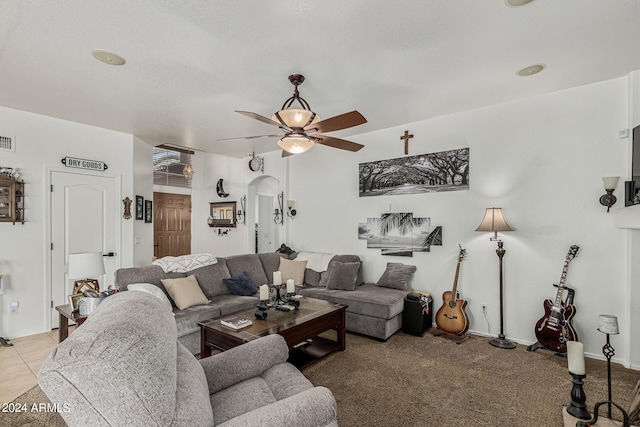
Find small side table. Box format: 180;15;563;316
55;304;87;343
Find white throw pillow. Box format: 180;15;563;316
127;283;174;313
279;257;308;286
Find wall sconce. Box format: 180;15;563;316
236;195;246;225
287;200;297;218
599;176;619;212
274;192;284;225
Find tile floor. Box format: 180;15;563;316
0;327;72;404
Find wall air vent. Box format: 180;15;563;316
0;135;15;152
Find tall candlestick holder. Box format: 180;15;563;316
567;372;591;420
576;314;629;427
255;284;299;319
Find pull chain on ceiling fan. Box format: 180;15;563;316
228;74;367;156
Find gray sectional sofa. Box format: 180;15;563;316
114;252;408;354
39;291;338;427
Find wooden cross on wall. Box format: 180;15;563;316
400;130;414;155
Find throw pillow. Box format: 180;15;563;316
326;262;361;291
223;272;258;296
278;257;308;286
376;262;417;290
127;283;174;313
161;275;209;310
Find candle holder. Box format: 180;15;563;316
567;372;591;420
254;284;299;319
577;315;630;427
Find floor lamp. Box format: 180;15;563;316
476;207;515;349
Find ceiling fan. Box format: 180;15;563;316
225;74;367;156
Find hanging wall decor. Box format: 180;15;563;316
135;196;144;220
145;200;153;223
122;197;132;219
359;148;469;197
358;212;442;257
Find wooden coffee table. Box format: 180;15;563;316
199;297;346;368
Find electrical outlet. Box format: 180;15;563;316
9;300;19;312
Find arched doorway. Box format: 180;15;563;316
247;175;280;254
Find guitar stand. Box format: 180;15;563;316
527;285;575;354
433;328;470;345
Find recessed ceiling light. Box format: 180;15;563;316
91;50;126;66
505;0;535;7
517;64;545;77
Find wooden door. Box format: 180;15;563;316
51;171;118;327
154;192;191;258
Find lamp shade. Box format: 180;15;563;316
68;252;105;279
601;176;619;191
597;314;619;334
475;208;513;232
277;136;315;154
272;108;320;128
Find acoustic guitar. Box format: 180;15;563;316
533;245;579;353
435;246;469;335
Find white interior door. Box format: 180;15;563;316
50;171;118;328
257;195;275;253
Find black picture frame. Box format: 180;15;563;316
145;200;153;223
136;195;144;220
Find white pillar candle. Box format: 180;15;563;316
286;279;295;294
260;284;269;301
273;271;282;285
567;341;585;375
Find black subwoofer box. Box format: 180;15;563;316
402;295;433;336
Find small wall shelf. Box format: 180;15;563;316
0;174;24;225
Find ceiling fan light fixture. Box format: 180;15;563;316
272;108;320;128
277;135;315;154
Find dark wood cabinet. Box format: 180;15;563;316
0;174;25;224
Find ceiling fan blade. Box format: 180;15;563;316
235;111;291;130
304;110;367;133
315;135;364;152
217;134;281;142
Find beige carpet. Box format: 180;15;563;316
302;331;638;427
5;330;639;427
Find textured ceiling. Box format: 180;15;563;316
2;1;640;158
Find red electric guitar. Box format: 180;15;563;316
533;245;579;353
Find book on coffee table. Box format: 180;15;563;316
221;316;252;330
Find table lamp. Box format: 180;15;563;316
68;252;105;294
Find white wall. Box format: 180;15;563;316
287;77;632;366
0;106;135;339
190;150;287;257
132;136;154;266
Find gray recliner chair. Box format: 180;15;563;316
38;291;337;426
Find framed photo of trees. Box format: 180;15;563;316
359;148;469;197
